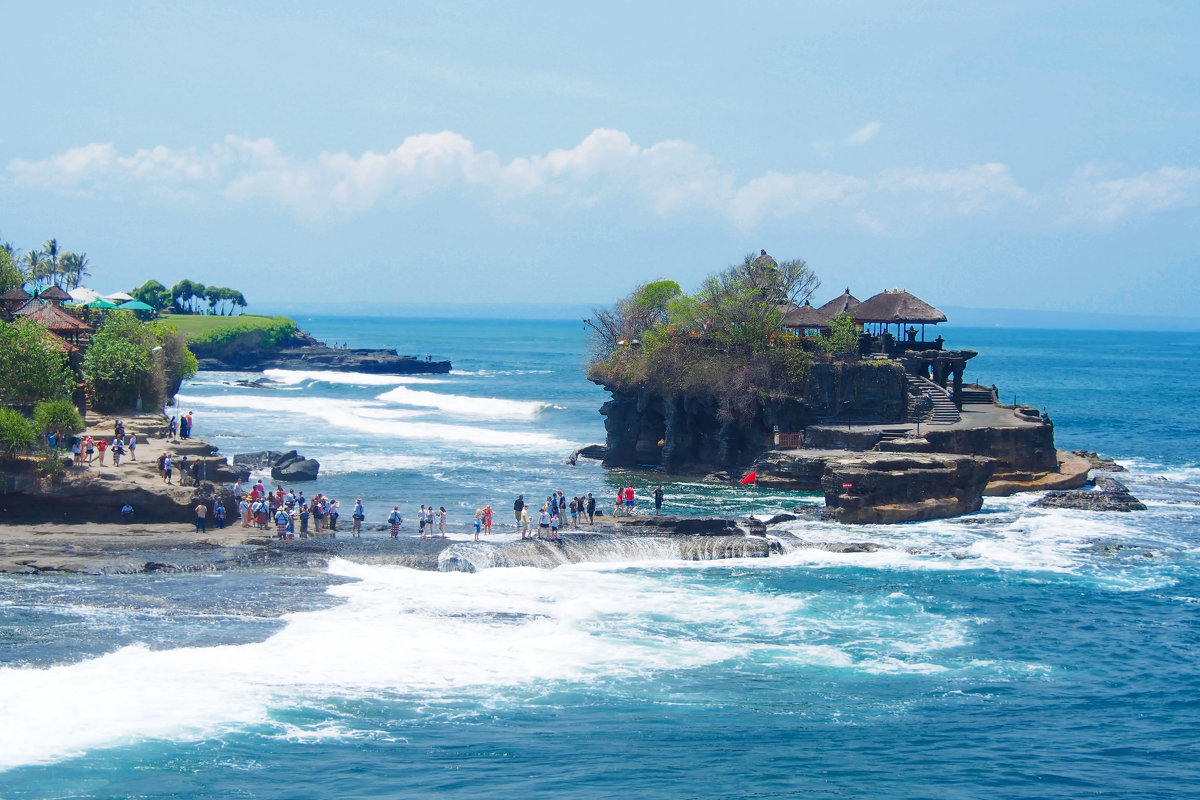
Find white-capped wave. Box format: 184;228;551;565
0;559;972;771
375;385;560;419
175;393;569;451
263;369;446;386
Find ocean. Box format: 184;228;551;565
1;319;1198;799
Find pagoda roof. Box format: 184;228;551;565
851;289;946;324
13;299;93;332
817;289;860;318
782;303;830;329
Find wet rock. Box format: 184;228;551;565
271;457;320;482
1072;450;1126;472
1033;475;1146;512
822;452;995;524
764;513;798;525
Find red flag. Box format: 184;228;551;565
740;470;757;485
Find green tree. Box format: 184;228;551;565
0;407;35;459
43;239;61;287
22;249;45;287
131;279;173;310
0;319;76;403
59;251;91;289
33;399;84;443
84;312;197;411
171;279;207;313
0;245;23;294
825;313;861;356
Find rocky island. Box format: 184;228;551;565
586;251;1103;525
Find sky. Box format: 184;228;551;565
2;1;1198;319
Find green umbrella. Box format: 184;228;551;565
85;298;119;309
117;299;156;311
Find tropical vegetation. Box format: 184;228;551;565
587;252;837;419
0;318;76;404
83;312;197;412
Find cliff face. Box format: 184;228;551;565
596;361;907;473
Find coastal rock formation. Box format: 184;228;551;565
1072;450;1127;472
596;361;908;473
1033;475;1147;512
194;330;450;375
821;452;995;524
234;450;321;481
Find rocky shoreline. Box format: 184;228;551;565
192;329;451;374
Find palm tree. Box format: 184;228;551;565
22;249;46;288
59;252;92;289
42;239;61;287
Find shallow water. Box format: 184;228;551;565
1;320;1198;798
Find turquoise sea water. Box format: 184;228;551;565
1;320;1198;799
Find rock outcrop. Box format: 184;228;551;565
1033;475;1147;512
234;450;321;482
821;452;995;524
595;360;908;473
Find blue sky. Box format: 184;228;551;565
2;1;1197;318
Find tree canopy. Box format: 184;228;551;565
0;318;76;404
83;312;197;411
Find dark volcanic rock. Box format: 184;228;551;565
271;458;320;482
1033;475;1146;512
197;344;450;375
1072;450;1127;472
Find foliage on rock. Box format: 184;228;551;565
587;253;824;417
84;311;197;411
0;407;35;458
0;318;75;404
33;399;84;442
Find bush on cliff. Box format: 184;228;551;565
33;400;84;443
0;407;35;458
0;318;75;404
84;312;197;411
587;253;822;419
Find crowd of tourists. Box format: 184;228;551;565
70;419;138;468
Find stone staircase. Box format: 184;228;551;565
958;386;994;405
877;428;913;442
906;375;961;424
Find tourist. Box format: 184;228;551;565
163;454;172;484
625;485;635;514
587;493;596;525
274;506;290;538
537;506;550;539
233;480;244;504
111;437;124;467
215;500;226;529
312;496;324;530
127;433;137;461
418;505;427;537
614;488;623;517
473;509;482;542
438;507;447;537
352;498;365;536
85;436;95;465
569;497;578;529
329;498;340;531
97;437;107;466
120;503;134;522
654;485;664;516
239;496;250;528
550;511;560;541
71;438;82;467
299;502;310;536
520;505;531;539
483;505;493;535
514;494;525;526
388;506;403;538
168;415;178;441
194;502;207;533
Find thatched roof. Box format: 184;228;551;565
14;300;92;332
751;249;777;268
817;289;860;318
37;285;71;302
851;290;946;324
782;303;830;330
0;286;31;303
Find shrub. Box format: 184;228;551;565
0;407;35;458
0;319;75;404
34;399;84;443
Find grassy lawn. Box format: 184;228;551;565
157;314;298;346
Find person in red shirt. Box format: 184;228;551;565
624;485;635;514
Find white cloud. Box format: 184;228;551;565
1068;166;1200;222
846;121;880;146
5;129;1047;228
